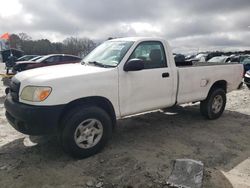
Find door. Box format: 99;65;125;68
119;41;175;117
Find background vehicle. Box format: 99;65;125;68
186;53;208;62
244;70;250;89
16;55;39;62
229;55;250;73
241;56;250;73
208;56;230;63
5;37;243;158
29;56;43;61
13;54;82;72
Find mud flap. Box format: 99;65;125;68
166;159;204;188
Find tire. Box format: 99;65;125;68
60;106;112;158
200;88;226;120
237;82;243;89
247;84;250;89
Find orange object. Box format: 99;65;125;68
0;33;10;40
39;89;51;101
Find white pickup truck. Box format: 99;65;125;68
4;37;243;158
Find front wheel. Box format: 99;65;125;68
60;106;113;158
200;88;226;120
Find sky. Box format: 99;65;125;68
0;0;250;53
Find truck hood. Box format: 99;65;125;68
15;63;112;83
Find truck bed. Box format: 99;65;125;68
176;63;243;104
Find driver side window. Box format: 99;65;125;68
129;41;167;69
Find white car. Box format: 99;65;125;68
5;37;243;158
208;56;230;63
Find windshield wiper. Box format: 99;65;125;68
88;61;116;68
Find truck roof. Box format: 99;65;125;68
110;37;165;42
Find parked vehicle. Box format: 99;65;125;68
5;37;243;158
175;54;192;66
244;70;250;89
13;54;82;72
29;56;43;61
206;52;225;61
188;53;208;62
16;55;39;62
185;54;196;60
241;56;250;74
208;56;230;63
229;55;250;73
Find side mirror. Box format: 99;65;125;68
124;59;144;72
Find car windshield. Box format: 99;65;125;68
195;54;206;59
82;41;134;67
35;55;51;62
17;56;28;61
30;56;42;61
17;55;35;61
241;57;250;65
208;56;227;63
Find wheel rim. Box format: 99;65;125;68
211;95;223;114
74;119;103;149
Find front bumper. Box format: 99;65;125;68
4;94;65;135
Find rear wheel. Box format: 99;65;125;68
60;106;112;158
200;88;226;120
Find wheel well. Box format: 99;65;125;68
211;80;227;92
207;80;227;97
58;96;116;130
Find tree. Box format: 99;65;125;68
9;33;97;56
18;33;32;41
63;37;96;57
9;34;21;49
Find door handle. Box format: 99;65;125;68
162;72;169;78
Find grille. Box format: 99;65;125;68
9;79;20;102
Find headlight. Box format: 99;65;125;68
20;86;52;102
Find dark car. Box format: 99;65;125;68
29;56;43;61
241;56;250;74
13;54;82;72
244;70;250;89
16;55;39;62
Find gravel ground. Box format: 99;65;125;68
0;76;249;188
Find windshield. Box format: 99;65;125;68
208;56;227;63
195;54;206;59
17;56;28;61
82;41;134;67
30;56;42;61
36;55;51;62
242;57;250;65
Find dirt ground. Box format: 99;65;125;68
0;80;249;188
